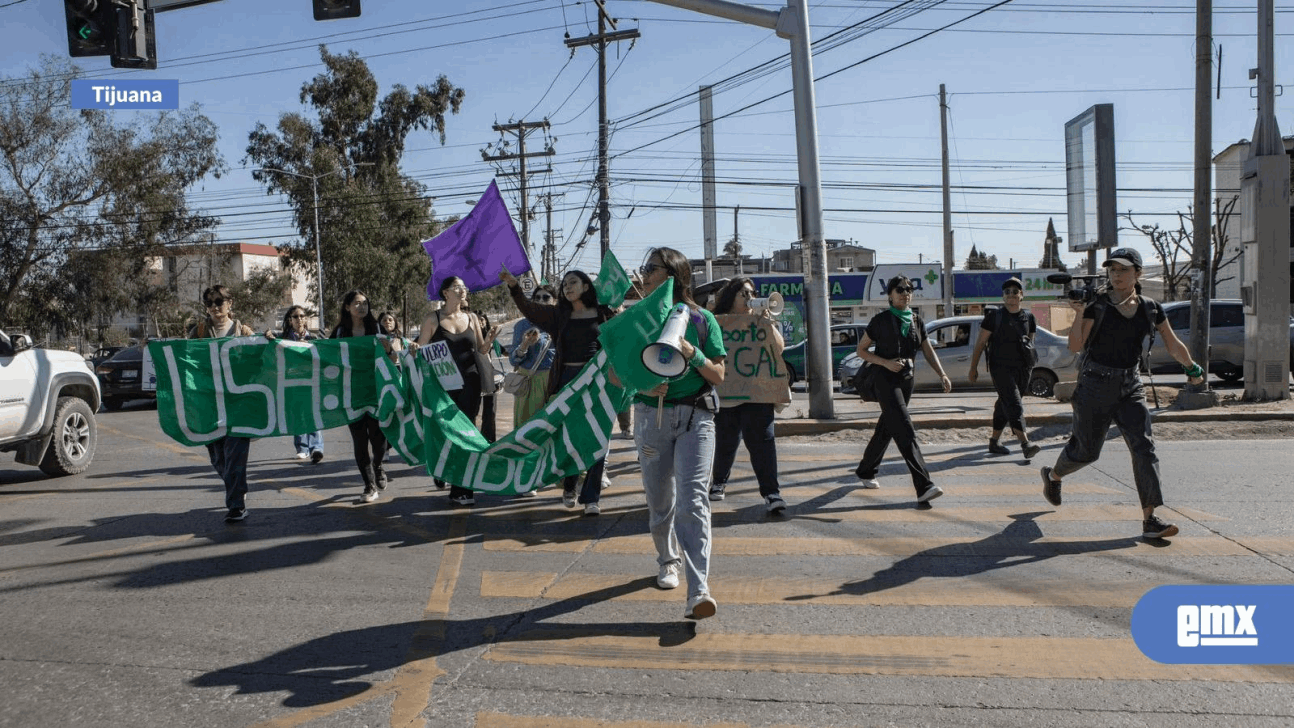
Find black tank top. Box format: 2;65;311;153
430;312;479;376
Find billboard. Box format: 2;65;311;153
1064;104;1116;253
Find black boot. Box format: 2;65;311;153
360;465;379;503
373;462;388;490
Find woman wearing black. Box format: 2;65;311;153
330;290;389;504
852;275;953;505
499;267;616;515
415;276;491;507
968;277;1043;459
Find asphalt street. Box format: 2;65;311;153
1;393;1292;728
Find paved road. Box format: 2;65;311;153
2;403;1292;727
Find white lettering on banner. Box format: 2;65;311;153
339;342;373;420
162;345;223;441
275;342;324;433
221;339;276;437
207;341;230;434
372;356;405;427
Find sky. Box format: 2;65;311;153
3;0;1293;290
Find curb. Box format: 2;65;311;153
777;409;1294;436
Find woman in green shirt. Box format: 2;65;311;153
634;247;727;621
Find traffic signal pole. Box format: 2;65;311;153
648;0;834;418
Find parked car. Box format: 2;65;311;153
0;328;100;476
88;346;126;370
1144;299;1294;382
96;346;155;410
781;322;869;385
838;314;1080;398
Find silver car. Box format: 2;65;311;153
838;314;1080;398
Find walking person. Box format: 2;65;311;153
968;278;1042;460
633;247;726;620
708;276;787;514
281;305;324;464
499;268;616;515
188;285;256;523
1041;248;1206;541
474;310;505;443
415;276;491;507
508;285;557;426
331;290;389;504
852;275;953;505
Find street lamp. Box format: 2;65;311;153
257;163;372;330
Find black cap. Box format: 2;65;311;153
1002;277;1023;291
1103;247;1143;268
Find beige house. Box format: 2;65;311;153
1212;136;1294;302
771;239;877;274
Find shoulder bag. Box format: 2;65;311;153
502;337;551;396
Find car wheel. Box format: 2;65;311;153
785;364;798;386
1028;370;1058;398
39;397;97;476
1217;367;1243;383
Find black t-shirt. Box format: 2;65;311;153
1082;297;1166;369
981;308;1037;367
560;316;602;366
865;310;925;360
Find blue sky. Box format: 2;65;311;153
3;0;1292;282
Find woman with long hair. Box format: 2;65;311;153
709;276;785;513
499;268;616;514
330;290;388;504
852;275;952;504
508;285;557;426
281;305;323;464
634;247;726;620
415;276;491;507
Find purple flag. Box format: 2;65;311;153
422;180;531;300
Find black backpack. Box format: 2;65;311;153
986;307;1038;369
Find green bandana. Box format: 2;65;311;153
888;306;913;338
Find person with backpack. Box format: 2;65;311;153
1040;248;1206;541
968;277;1042;460
851;275;953;504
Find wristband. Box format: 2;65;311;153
1183;363;1204;379
689;347;707;370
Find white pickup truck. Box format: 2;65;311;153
0;329;100;476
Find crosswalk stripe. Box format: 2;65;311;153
483;534;1259;557
476;713;807;728
467;504;1223;524
481;571;1221;608
482;631;1294;682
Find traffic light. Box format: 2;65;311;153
110;0;157;70
313;0;360;21
65;0;114;57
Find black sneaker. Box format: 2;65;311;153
709;483;726;502
916;485;944;503
1041;466;1062;506
224;508;247;523
1142;514;1179;539
310;449;324;464
765;494;787;514
988;441;1010;456
1022;442;1042;460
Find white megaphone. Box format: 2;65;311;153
641;303;692;378
749;291;784;317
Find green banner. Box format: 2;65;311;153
595;249;633;308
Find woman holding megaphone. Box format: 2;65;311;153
501;267;617;515
634;247;727;621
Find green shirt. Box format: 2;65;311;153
634;306;727;405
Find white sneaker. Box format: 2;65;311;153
601;471;612;490
685;593;717;620
519;488;538;498
295;452;309;460
859;478;880;489
583;502;601;517
656;562;680;590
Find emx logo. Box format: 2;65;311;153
1133;586;1294;664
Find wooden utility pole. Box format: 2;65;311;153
940;84;954;318
482;120;554;258
566;0;639;258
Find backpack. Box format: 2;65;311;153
850;313;909;402
986;307;1038;369
1082;293;1159;368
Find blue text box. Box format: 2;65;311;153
71;79;179;110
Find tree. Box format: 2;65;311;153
723;236;742;259
1209;195;1243;297
245;46;465;330
0;56;225;332
1121;209;1193;301
964;245;999;270
228;266;294;331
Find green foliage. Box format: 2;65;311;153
0;56;225;335
244;46;465;332
964;245;999;271
228;266;294;330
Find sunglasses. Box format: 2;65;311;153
1003;289;1022;296
204;298;226;308
289;314;307;319
639;263;667;276
533;294;554;302
893;287;914;294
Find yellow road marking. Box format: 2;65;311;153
98;422;194;456
476;714;804;728
480;571;1218;608
0;534;198;578
722;482;1120;497
484;632;1294;682
470;504;1223;524
484;534;1257;558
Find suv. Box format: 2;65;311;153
0;329;101;476
1145;300;1294;382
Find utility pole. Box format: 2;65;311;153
482;120;555;259
733;205;742;274
541;192;564;283
940;84;954;318
1183;0;1218;406
700;85;717;283
566;0;639;259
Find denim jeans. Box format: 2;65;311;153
1053;361;1163;509
206;436;250;510
712;403;780;497
634;402;716;600
989;364;1031;433
293;430;323;456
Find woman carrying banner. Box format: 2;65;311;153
708;277;787;514
472;310;506;443
852;275;953;505
331;290;389;504
281;305;324;464
415;276;492;506
499;268;616;515
634;247;726;620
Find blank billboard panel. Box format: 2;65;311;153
1064;104;1116;253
